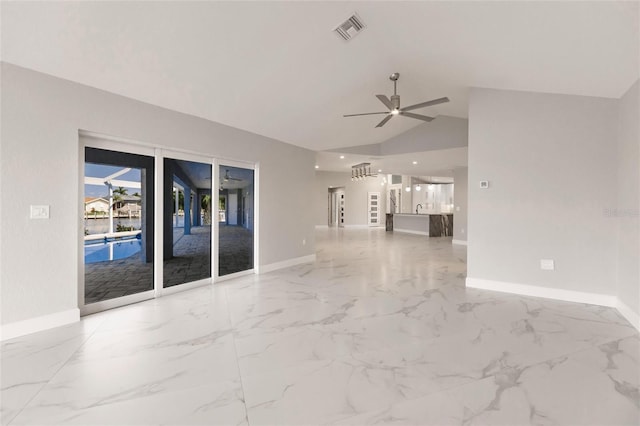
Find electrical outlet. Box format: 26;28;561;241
540;259;555;271
479;181;490;189
30;205;50;219
302;239;306;246
461;228;465;234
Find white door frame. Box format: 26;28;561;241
215;159;258;281
158;149;215;297
79;133;157;316
79;131;259;314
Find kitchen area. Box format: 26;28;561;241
386;175;454;237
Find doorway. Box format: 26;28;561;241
81;134;261;316
163;157;212;288
218;164;255;277
328;187;345;227
82;147;155;308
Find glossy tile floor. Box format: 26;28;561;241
2;228;638;425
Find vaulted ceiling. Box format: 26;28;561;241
2;1;638;152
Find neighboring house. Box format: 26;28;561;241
116;194;142;217
84;197;109;215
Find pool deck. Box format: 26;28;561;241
83;225;252;304
84;226;211;304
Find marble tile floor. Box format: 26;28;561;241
2;228;638;425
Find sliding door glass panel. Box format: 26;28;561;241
163;158;212;287
219;165;254;276
84;148;154;304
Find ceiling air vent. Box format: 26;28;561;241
334;13;365;41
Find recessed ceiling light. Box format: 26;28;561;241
340;155;345;159
377;169;382;173
315;165;319;169
412;161;418;165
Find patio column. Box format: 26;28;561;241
174;186;179;227
108;184;114;234
184;187;192;235
194;191;202;227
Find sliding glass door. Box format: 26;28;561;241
218;165;254;276
81;137;257;313
83;147;154;305
163;157;212;288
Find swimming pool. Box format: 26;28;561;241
84;237;142;264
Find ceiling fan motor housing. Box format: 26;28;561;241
390;95;400;109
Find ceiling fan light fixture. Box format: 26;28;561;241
343;73;450;128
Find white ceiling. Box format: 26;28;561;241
2;1;638;152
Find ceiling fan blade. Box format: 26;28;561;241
401;97;450;112
343;112;390;117
375;114;393;128
400;111;434;122
375;95;394;110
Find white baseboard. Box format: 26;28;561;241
452;239;468;246
81;290;154;316
343;224;371;228
1;308;80;341
616;300;640;332
394;228;429;236
259;254;316;274
465;277;618;307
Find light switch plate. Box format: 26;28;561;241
540;259;555;271
30;205;50;219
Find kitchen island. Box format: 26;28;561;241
393;213;453;237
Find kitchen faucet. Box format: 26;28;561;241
416;204;423;214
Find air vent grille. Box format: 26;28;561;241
334;13;365;41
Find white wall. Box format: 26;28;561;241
616;80;639;322
453;167;468;242
467;87;620;298
331;116;468;157
0;63;316;326
314;171;387;226
380;116;468;155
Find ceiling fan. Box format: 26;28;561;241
344;73;449;128
223;169;242;182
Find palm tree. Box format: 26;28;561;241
202;195;212;225
112;186;128;210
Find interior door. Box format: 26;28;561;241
368;191;380;226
